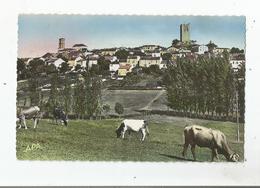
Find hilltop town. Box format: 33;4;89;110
18;24;245;81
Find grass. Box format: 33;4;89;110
16;117;244;162
101;90;166;115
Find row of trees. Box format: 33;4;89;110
163;54;245;121
27;71;124;119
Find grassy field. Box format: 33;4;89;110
101;90;167;115
16;116;244;162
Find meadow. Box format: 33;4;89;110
16;116;244;162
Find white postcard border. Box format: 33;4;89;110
0;0;259;186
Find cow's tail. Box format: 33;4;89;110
144;120;150;135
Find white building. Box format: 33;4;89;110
75;56;87;68
88;56;98;69
230;59;244;70
140;45;161;52
160;60;168;69
230;54;245;70
193;45;208;55
127;56;140;67
213;47;230;54
139;56;161;68
46;58;65;68
151;51;161;57
54;58;65;68
109;63;120;72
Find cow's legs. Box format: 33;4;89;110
23;119;27;129
33;118;38;129
17;118;22;129
121;130;126;139
182;143;189;158
141;128;146;141
182;132;190;158
191;144;196;161
127;130;131;139
211;149;215;161
211;148;219;162
20;115;27;129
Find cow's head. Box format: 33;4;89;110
115;123;124;138
229;153;240;162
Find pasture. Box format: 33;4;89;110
101;89;168;115
16;116;244;162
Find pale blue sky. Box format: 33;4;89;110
18;15;245;58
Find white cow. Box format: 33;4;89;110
116;119;149;141
182;125;239;162
17;106;41;129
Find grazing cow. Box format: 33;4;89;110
17;106;40;129
53;107;68;126
182;125;239;162
116;119;149;141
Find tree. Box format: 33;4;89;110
164;55;238;120
28;76;41;106
74;64;82;72
98;56;110;75
46;64;58;75
133;51;146;56
206;41;218;52
73;79;86;119
90;64;100;75
48;73;60;110
17;59;28;80
115;49;129;60
230;47;244;54
62;75;73;114
172;39;180;47
115;102;124;118
162;53;172;61
102;104;111;118
149;64;161;75
84;73;102;119
237;63;245;122
142;65;161;75
27;58;46;77
59;62;70;74
120;73;142;87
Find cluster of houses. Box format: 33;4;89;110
21;37;245;79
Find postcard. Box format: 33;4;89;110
1;0;260;186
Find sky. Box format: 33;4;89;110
18;15;245;58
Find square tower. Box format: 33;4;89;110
58;38;65;49
180;24;190;43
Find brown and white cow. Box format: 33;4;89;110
182;125;239;162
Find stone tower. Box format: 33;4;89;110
58;38;65;49
180;24;190;43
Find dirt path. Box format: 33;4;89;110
140;89;165;111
